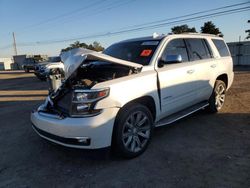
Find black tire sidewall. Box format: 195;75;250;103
208;80;226;113
113;103;153;158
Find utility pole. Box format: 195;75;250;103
12;32;17;56
237;36;242;66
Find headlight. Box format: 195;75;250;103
73;88;109;102
71;88;109;117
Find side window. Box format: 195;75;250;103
212;39;230;57
162;39;189;62
186;39;212;61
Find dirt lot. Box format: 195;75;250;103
0;68;250;188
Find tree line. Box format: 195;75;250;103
171;21;223;36
60;21;227;52
61;41;104;52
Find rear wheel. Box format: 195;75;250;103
24;67;29;73
113;103;153;158
207;80;227;113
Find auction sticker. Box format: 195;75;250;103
140;49;152;57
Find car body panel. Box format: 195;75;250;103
31;33;234;149
31;107;119;149
60;48;143;79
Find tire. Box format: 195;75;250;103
24;67;29;73
113;103;153;158
207;80;227;113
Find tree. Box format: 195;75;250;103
171;24;197;34
87;41;105;51
201;21;223;37
70;41;88;49
61;41;104;52
245;20;250;40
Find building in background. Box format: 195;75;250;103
12;54;48;70
227;41;250;66
13;55;26;69
0;58;14;70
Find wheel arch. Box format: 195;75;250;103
112;95;156;141
119;96;156;122
216;74;228;88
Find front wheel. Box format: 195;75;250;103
207;80;227;113
113;103;153;158
24;67;29;73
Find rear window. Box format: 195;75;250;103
212;39;230;57
186;39;212;60
103;40;160;66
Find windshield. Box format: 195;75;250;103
103;40;160;66
48;56;61;62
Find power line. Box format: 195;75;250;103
33;0;136;35
11;0;135;38
19;6;250;45
0;3;249;49
118;2;250;30
57;0;136;26
8;0;108;35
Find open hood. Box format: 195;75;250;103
60;48;143;79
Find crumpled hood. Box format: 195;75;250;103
60;48;143;79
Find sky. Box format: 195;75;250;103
0;0;249;57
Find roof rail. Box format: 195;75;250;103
152;32;165;38
176;32;219;37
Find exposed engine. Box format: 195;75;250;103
46;61;135;116
69;61;133;89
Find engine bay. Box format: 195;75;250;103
70;61;134;89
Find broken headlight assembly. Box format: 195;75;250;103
71;88;110;117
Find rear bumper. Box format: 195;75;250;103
31;107;120;149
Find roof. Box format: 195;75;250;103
117;32;222;44
118;34;167;43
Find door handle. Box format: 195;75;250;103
187;70;194;74
210;64;217;68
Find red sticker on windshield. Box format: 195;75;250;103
140;49;152;57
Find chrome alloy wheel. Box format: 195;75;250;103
215;83;226;110
122;111;151;153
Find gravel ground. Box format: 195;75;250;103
0;68;250;188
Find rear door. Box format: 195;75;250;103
185;38;215;101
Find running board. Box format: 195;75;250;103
155;102;209;127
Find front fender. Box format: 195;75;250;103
93;71;159;110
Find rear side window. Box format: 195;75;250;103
186;39;212;60
162;39;189;62
212;39;230;57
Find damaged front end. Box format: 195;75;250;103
39;48;142;118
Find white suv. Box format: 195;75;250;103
31;33;234;158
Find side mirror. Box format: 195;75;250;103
159;54;182;67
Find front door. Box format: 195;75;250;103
156;39;199;119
